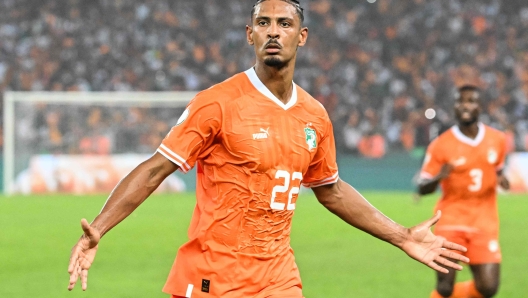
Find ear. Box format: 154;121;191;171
298;27;308;47
246;25;254;46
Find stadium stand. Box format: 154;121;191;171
0;0;527;157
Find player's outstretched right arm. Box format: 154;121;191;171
67;152;178;291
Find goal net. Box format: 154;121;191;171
3;91;196;195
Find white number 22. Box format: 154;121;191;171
468;168;483;192
271;170;302;210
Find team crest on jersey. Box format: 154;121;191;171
304;127;317;151
488;149;498;164
488;240;499;253
176;108;190;126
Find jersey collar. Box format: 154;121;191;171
244;67;298;110
451;122;485;147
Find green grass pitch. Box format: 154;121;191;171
1;192;526;297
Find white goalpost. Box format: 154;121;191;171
3;91;196;195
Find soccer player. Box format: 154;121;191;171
68;1;469;297
418;85;509;298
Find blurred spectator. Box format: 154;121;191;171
358;132;386;159
342;109;362;155
78;108;111;155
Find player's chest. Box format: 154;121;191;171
222;103;319;171
448;140;500;172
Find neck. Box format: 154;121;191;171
253;61;295;104
457;122;480;139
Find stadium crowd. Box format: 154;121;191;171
1;0;528;158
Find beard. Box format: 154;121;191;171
264;56;285;68
458;115;479;126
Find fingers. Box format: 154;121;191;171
423;210;441;228
68;246;80;274
81;218;101;248
427;261;449;274
434;256;463;271
81;218;94;236
68;262;80;290
81;269;88;291
442;240;468;253
440;250;470;264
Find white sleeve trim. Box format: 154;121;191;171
157;145;191;173
419;172;434;180
302;172;339;188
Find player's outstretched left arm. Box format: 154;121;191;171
312;179;469;273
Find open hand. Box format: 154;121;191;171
498;174;510;190
401;211;469;274
68;219;100;291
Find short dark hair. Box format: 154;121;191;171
455;85;480;101
251;0;305;25
458;85;479;93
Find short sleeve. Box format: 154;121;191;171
157;93;222;173
420;138;443;180
302;118;339;188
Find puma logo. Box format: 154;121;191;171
253;127;270;140
452;157;467;167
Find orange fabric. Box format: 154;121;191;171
158;69;338;297
451;280;484;298
173;286;304;298
431;280;484;298
430;290;444;298
420;124;507;236
434;230;501;264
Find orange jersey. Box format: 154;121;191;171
420;123;507;235
157;68;338;297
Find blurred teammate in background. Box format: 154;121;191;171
417;85;509;298
68;1;468;297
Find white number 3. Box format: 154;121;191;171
271;170;303;210
468;168;483;192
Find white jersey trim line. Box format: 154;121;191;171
157;146;191;173
159;144;191;170
419;172;434;180
244;67;298;110
451;122;485;147
302;172;339;188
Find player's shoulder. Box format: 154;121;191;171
295;85;329;118
429;127;456;149
483;124;506;139
192;72;248;105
